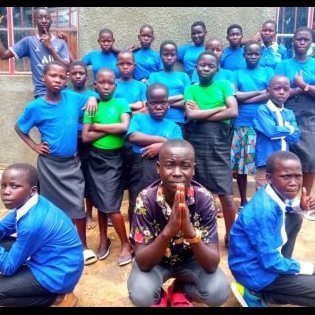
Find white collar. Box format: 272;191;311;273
266;99;284;112
262;42;279;52
16;194;39;222
265;184;298;212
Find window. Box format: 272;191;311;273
276;7;314;56
0;7;78;75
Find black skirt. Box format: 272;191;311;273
286;94;315;173
86;146;124;213
184;120;233;195
37;154;85;219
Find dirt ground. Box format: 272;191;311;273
0;194;314;307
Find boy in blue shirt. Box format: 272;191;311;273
131;24;163;83
229;151;315;307
253;75;300;189
0;163;83;307
14;61;98;266
126;83;183;226
82;28;119;81
221;24;246;71
0;7;70;98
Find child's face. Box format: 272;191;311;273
138;27;154;48
117;53;135;80
1;169;36;209
266;158;302;201
205;40;223;58
69;65;87;89
34;8;52;33
98;32;115;52
43;65;67;94
244;43;261;68
157;146;195;194
261;22;276;45
227;28;243;47
161;44;177;69
95;71;116;100
293;30;312;55
268;77;290;107
191;25;207;46
147;87;169;121
196;54;218;82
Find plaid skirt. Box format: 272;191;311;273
184;121;233;195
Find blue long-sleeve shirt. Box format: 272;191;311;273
228;184;314;291
253;100;300;167
0;194;84;293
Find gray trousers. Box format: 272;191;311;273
260;212;315;306
127;257;230;307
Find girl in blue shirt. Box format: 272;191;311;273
231;41;274;210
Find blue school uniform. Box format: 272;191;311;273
127;114;183;153
82;50;119;81
253;100;300;167
191;67;236;86
133;48;163;81
259;42;288;69
10;35;69;98
221;47;246;71
178;44;205;75
113;79;147;104
148;71;191;123
233;66;274;127
16;89;89;157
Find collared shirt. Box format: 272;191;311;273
253;100;300;167
228;184;314;291
0;195;83;293
130;180;218;267
259;42;288;69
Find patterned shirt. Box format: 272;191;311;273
130;180;218;267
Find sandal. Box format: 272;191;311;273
167;285;193;307
83;249;97;266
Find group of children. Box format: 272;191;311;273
1;7;315;307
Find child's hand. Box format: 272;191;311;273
57;32;68;43
40;28;52;49
0;12;5;25
35;141;50;155
141;143;163;159
185;100;199;111
300;187;315;210
294;71;305;89
128;44;140;52
83;96;98;117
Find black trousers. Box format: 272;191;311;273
0;237;57;307
260;213;315;306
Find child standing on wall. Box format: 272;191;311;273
82;68;133;266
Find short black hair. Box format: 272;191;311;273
244;40;262;52
266;151;301;174
34;7;49;17
197;50;219;65
159;139;195;160
5;163;38;187
146;83;169;100
117;50;135;62
99;28;113;38
140;24;154;34
160;40;177;53
43;60;68;74
95;67;116;80
294;26;313;38
227;24;243;35
268;75;289;88
69;60;87;72
262;19;277;31
191;21;206;31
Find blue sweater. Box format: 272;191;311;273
0;195;84;293
253;100;300;167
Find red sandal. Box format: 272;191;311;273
167;285;193;307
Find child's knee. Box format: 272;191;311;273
128;283;160;306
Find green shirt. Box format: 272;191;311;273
83;97;131;149
184;80;236;124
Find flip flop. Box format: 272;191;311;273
168;286;193;307
83;249;97;266
303;210;315;221
117;253;132;266
151;289;168;307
